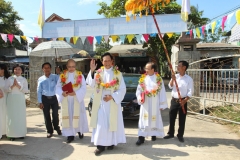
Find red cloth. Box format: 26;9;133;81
141;92;145;103
62;82;73;93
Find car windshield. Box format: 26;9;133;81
123;74;140;88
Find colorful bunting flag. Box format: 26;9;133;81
143;34;149;42
236;9;240;24
201;25;205;36
34;37;39;42
190;30;193;38
103;35;109;43
73;36;79;44
7;34;14;43
135;34;142;44
58;37;64;41
167;33;173;38
126;34;135;43
195;28;200;38
226;12;234;30
87;36;94;45
211;21;216;34
1;34;7;43
95;36;102;44
15;35;21;43
205;24;211;33
119;35;125;42
193;29;196;38
80;36;86;44
150;33;157;37
65;37;71;43
111;35;119;42
222;16;227;31
38;0;45;29
26;37;34;43
52;38;57;41
215;19;221;31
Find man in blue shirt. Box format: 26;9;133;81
37;62;61;138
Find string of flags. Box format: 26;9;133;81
187;9;240;38
0;32;176;45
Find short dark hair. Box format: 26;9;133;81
146;62;157;71
12;64;24;73
179;60;189;70
42;62;51;69
101;52;113;61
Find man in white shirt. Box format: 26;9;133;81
164;60;194;142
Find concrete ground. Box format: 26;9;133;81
0;86;239;160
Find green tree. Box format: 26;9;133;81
201;27;228;43
0;0;24;49
95;39;113;56
188;5;209;30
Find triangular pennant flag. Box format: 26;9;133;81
119;35;125;42
126;34;135;43
26;37;34;43
195;28;200;38
80;36;86;44
215;19;221;31
15;35;21;43
226;12;234;30
186;31;190;35
167;33;173;38
201;25;206;36
135;34;142;44
52;38;57;41
8;34;14;43
111;35;119;43
199;27;203;38
205;23;211;33
1;34;7;43
150;33;157;37
87;36;94;45
21;36;27;41
95;36;102;44
222;16;227;31
65;37;71;43
193;29;196;38
161;34;165;38
143;34;149;42
190;30;193;38
58;37;64;41
236;9;240;24
73;36;79;44
34;37;39;42
211;21;217;34
103;35;109;43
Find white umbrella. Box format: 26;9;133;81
30;41;80;57
229;24;240;42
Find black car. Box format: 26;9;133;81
88;74;141;119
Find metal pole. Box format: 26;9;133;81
149;5;185;114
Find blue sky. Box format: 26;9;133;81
8;0;240;37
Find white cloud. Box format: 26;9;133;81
77;0;108;5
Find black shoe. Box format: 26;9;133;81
56;129;62;135
78;132;84;139
151;136;156;141
94;148;105;156
164;135;174;139
136;139;144;146
66;136;74;143
107;145;114;150
178;137;184;143
47;133;53;138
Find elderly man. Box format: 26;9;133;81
56;59;89;143
135;62;168;145
86;52;126;156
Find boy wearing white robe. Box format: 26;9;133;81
56;59;89;143
135;62;168;145
86;53;126;156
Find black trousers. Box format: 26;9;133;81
167;98;188;138
42;95;60;134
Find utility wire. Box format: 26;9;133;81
210;4;240;21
